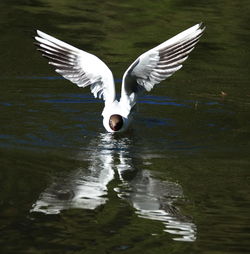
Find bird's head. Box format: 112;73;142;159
109;114;123;131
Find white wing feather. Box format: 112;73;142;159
121;23;205;106
34;30;115;104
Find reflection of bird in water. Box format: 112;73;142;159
31;134;115;212
31;133;196;241
116;170;196;242
34;23;205;132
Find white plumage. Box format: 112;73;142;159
34;23;205;132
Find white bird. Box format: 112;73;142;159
34;23;205;132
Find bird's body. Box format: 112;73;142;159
34;23;205;132
102;100;131;132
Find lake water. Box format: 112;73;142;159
0;0;250;253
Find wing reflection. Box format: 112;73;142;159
31;133;196;241
31;133;115;213
115;170;196;242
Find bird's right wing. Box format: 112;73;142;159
34;30;116;104
121;23;205;107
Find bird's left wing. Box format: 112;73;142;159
34;30;116;104
121;23;205;107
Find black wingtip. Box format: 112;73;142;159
41;54;49;60
33;42;40;47
41;53;54;61
199;22;206;31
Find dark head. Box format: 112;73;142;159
109;114;123;132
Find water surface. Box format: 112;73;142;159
0;0;250;253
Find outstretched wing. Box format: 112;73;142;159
34;30;116;104
121;23;205;106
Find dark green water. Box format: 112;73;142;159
0;0;250;253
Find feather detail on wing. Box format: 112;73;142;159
121;23;205;105
34;30;115;103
